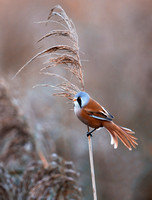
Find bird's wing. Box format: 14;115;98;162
83;98;114;121
85;109;113;121
101;106;114;119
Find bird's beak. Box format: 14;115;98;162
73;98;77;102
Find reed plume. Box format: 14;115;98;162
13;5;84;101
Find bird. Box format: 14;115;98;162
73;91;138;150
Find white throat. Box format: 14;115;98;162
74;101;81;115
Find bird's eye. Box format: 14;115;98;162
77;97;82;107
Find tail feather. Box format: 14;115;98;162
104;122;138;150
120;126;135;134
114;129;132;150
121;126;138;146
108;128;118;149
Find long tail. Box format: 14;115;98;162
103;121;138;150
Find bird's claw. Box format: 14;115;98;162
87;132;93;137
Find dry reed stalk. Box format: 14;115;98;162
37;150;49;169
13;5;98;199
88;128;98;200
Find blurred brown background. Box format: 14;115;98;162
0;0;152;199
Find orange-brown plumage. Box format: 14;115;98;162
77;98;105;128
73;91;138;150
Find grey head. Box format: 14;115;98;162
74;91;90;108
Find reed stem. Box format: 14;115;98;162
88;133;97;200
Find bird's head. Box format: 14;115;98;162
73;91;90;108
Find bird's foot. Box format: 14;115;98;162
87;132;93;137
